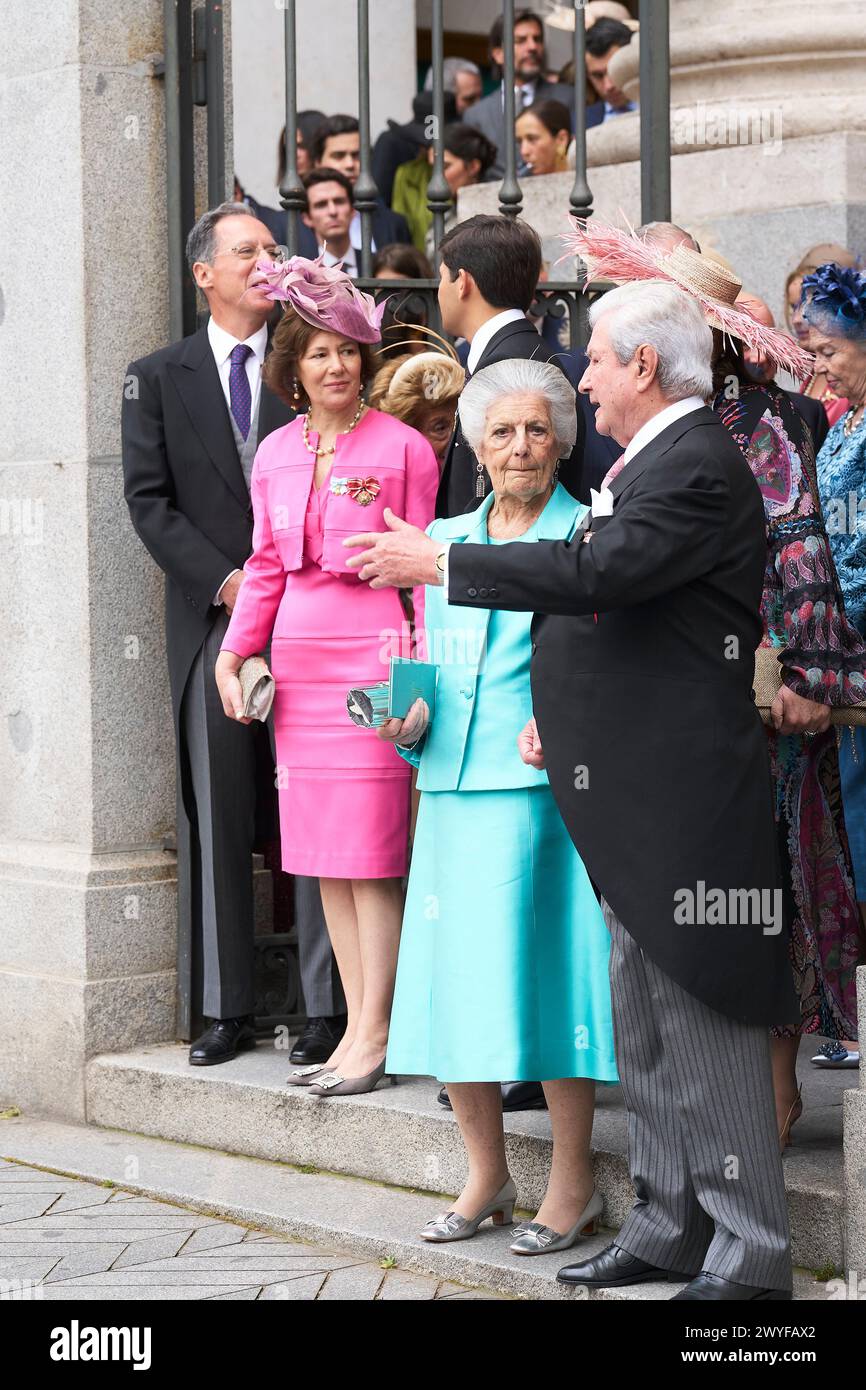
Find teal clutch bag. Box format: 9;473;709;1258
347;657;438;728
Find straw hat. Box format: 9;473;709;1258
560;219;814;379
662;245;743;332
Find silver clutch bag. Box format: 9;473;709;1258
237;656;276;721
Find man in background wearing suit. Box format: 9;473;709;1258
435;214;585;520
122;204;344;1067
305;114;411;255
247;115;411;258
465;9;574;179
347;281;796;1302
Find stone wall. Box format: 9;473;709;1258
0;0;223;1120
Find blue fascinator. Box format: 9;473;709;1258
802;262;866;339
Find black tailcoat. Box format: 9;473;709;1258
448;406;797;1025
121;326;294;743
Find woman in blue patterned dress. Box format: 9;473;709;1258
802;265;866;1066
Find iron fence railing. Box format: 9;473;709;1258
166;0;670;349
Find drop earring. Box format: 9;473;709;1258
475;461;487;499
292;378;301;405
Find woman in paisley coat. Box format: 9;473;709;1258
712;343;866;1134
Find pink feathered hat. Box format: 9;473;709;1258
254;252;386;344
559;218;815;381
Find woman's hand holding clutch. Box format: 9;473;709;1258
770;685;832;736
518;717;545;769
377;698;430;748
215;650;254;725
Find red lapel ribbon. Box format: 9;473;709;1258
346;476;381;505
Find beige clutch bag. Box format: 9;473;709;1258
753;646;866;726
238;656;276;721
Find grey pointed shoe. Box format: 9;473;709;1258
420;1178;517;1243
285;1063;330;1087
307;1058;396;1097
510;1188;604;1256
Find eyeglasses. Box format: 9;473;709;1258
215;243;289;263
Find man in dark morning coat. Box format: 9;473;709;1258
345;279;797;1302
435;215;585;521
121;203;344;1067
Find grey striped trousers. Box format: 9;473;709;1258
603;900;792;1291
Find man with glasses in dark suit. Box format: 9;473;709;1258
122;204;345;1068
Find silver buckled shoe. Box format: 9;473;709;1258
420;1178;517;1242
510;1188;604;1256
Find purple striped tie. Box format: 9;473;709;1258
229;343;253;440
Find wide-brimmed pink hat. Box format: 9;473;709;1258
254;252;385;343
560;219;815;380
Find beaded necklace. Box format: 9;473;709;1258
302;401;365;458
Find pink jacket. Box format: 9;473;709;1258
222;408;440;656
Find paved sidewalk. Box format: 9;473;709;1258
0;1159;502;1301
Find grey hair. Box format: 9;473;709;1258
185;202;257;271
458;358;577;455
424;57;481;92
590;281;713;400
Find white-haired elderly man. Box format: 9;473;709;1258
345;280;797;1302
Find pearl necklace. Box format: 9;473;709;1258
302;401;365;458
843;403;866;439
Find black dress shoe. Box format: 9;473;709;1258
557;1242;694;1288
189;1016;257;1066
437;1081;548;1112
672;1272;792;1301
289;1013;348;1065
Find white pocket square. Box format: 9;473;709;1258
590;486;615;518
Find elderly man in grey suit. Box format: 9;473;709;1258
122;203;344;1067
465;8;574;178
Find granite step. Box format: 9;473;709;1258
0;1115;831;1301
83;1037;849;1271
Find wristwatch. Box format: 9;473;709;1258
434;548;447;584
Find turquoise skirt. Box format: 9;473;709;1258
386;785;618;1084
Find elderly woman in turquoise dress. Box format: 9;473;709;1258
379;360;617;1256
803;263;866;1070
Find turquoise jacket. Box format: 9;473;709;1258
400;484;585;791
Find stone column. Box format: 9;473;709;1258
0;0;222;1120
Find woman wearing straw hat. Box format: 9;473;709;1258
564;224;866;1145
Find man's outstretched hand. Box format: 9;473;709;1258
344;508;441;588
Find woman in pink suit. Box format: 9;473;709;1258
215;256;439;1096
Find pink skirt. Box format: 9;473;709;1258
270;561;412;879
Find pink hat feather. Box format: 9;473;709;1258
254;252;386;344
560;218;815;381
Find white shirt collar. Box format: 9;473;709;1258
321;243;357;274
206;317;268;367
505;79;537;106
623;396;705;465
467;308;529;374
